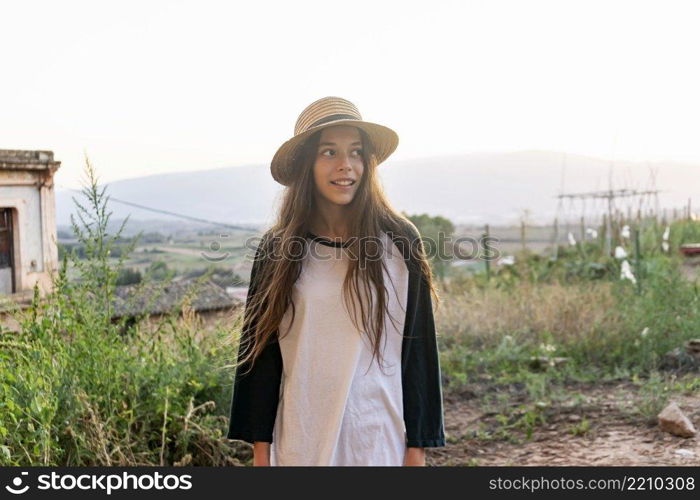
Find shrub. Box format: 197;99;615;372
0;157;246;466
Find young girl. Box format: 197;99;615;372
227;96;445;466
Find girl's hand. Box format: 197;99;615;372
253;441;271;466
403;447;426;466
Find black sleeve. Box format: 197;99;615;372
226;234;283;444
400;224;446;448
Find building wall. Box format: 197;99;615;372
0;172;57;296
0;185;44;269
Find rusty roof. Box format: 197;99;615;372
112;277;243;318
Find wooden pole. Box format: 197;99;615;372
600;214;610;255
551;217;559;260
634;225;642;295
483;224;491;281
603;213;610;257
578;215;587;259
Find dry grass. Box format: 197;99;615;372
437;280;623;348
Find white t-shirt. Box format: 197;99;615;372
269;231;410;466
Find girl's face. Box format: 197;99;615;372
312;125;364;207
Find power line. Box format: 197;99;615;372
60;185;258;232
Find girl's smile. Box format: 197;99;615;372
329;177;356;191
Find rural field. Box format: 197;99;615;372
2;171;699;467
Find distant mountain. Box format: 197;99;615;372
56;151;698;233
57;163;279;232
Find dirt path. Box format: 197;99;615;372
427;380;700;466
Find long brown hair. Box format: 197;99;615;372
235;126;440;376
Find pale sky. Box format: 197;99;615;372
1;0;699;189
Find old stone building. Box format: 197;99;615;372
0;150;61;300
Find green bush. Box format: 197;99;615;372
0;157;246;466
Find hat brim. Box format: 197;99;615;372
270;118;399;186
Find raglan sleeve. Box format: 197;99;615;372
401;225;446;448
226;233;283;444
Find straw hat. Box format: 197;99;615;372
270;96;399;186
